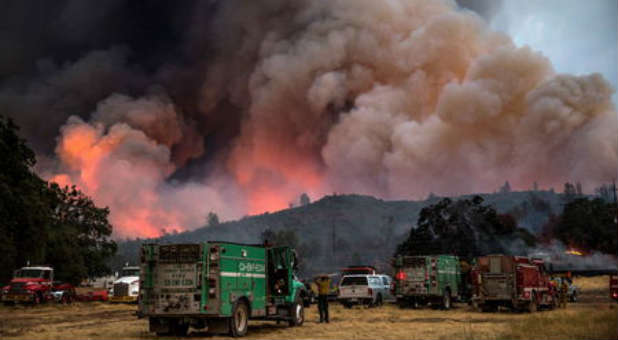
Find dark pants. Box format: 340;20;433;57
318;295;329;322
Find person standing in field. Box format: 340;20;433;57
559;279;569;308
315;274;332;323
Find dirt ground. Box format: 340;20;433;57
0;276;615;340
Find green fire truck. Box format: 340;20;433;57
137;242;306;337
392;255;461;309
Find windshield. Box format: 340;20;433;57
341;276;368;286
15;269;46;278
121;268;140;277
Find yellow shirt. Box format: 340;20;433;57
315;278;331;295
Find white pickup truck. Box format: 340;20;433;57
338;274;392;308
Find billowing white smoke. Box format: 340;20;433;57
47;0;617;237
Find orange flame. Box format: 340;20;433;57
565;249;584;256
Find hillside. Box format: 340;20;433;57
112;190;565;276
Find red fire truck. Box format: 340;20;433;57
610;275;618;301
471;255;556;312
1;266;56;305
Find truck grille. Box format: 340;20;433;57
8;282;26;294
114;283;129;297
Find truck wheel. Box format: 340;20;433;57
342;300;352;309
442;290;452;310
528;293;537;313
33;292;42;305
229;301;249;337
288;297;304;327
570;292;577;303
173;322;189;337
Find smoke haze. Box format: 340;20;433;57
1;0;616;238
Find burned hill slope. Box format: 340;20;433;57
113;190;564;276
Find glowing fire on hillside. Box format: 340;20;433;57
565;249;584;256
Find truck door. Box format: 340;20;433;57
268;247;291;297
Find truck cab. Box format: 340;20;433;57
139;242;305;337
110;266;140;303
1;266;54;305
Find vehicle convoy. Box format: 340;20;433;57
471;255;556;312
610;275;618;301
110;265;140;303
392;255;461;309
1;266;74;305
338;274;392;308
138;242;307;337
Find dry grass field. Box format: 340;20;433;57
0;276;615;340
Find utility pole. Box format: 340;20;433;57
613;180;617;262
331;218;336;256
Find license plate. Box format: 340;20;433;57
349;298;358;302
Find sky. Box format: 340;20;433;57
488;0;618;102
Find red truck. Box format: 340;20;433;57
1;266;74;305
471;255;556;312
610;275;618;301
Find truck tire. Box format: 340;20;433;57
528;293;537;313
171;319;189;337
442;289;452;310
33;292;42;305
342;300;352;309
288;296;305;327
570;291;577;303
229;300;249;337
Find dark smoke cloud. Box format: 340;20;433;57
0;0;219;154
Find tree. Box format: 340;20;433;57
595;184;614;202
0;115;116;285
300;193;310;206
0;116;52;283
47;184;117;283
395;196;535;261
563;182;577;202
543;198;617;254
206;212;220;227
500;181;511;194
260;228;276;245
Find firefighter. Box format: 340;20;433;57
559;279;569;308
315;274;331;323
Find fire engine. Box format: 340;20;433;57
471;255;556;312
1;266;63;305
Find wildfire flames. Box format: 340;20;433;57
565;249;584;256
41;1;616;238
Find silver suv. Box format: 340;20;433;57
338;274;392;308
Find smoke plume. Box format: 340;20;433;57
2;0;616;238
